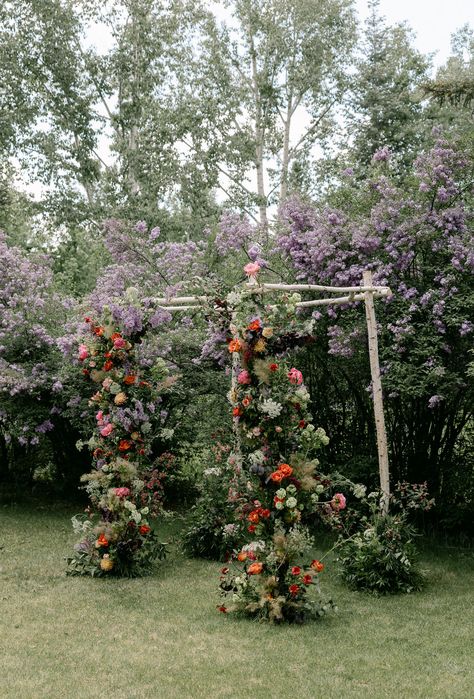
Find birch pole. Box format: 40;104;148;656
363;270;390;514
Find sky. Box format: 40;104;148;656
355;0;474;68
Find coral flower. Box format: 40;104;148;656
288;368;303;385
331;493;347;511
244;262;261;277
118;439;132;452
291;566;301;576
228;338;242;353
114;487;130;498
100;423;114;437
233;406;243;417
270;471;284;482
247;562;263;575
278;463;293;478
247;319;261;332
93;326;104;336
111;332;122;341
248;510;260;524
311;560;324;573
237;370;251;385
96;534;109;548
113;337;127;349
289;584;300;596
124;374;137;385
237;551;247;562
139;525;151;535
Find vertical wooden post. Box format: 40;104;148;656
363;271;390;514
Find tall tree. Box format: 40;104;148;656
191;0;356;229
346;0;430;169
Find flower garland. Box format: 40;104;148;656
218;265;341;622
67;311;175;577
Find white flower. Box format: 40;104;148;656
123;500;136;511
242;540;266;553
286;496;297;509
226;291;243;306
353;483;367;499
275;501;284;510
295;387;310;403
203;467;222;476
286;484;297;495
315;484;324;494
259;399;283;418
315;427;330;445
160;428;174;440
222;523;237;538
249;450;265;466
276;488;286;498
140;507;149;515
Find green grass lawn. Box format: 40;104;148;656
0;504;473;699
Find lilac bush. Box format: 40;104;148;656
277;136;474;513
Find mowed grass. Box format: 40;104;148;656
0;504;473;699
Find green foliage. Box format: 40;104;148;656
338;512;425;594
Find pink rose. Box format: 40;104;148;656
100;423;114;437
237;370;251;385
113;337;127;349
331;493;347;511
288;368;303;385
96;410;104;424
102;378;113;390
114;487;131;498
244;262;261;277
78;344;89;361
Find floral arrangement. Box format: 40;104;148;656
217;264;340;622
67;311;175;577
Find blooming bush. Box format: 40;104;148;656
67;312;176;577
277;135;474;518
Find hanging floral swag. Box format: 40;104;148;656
67;310;176;577
214;263;349;623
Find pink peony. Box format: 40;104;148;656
100;423;114;437
114;487;131;498
331;493;347;511
78;344;89;361
288;368;303;385
237;370;251;385
113;337;127;349
244;262;261;277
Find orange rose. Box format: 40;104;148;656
278;463;293;478
247;320;261;331
237;551;247;562
95;533;109;548
103;360;113;372
248;510;260;524
124;374;137;385
247;562;263;575
233;406;243;417
139;525;151;535
270;470;284;482
228;339;242;353
93;326;104;336
310;560;324;573
118;439;132;452
111;332;122;341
